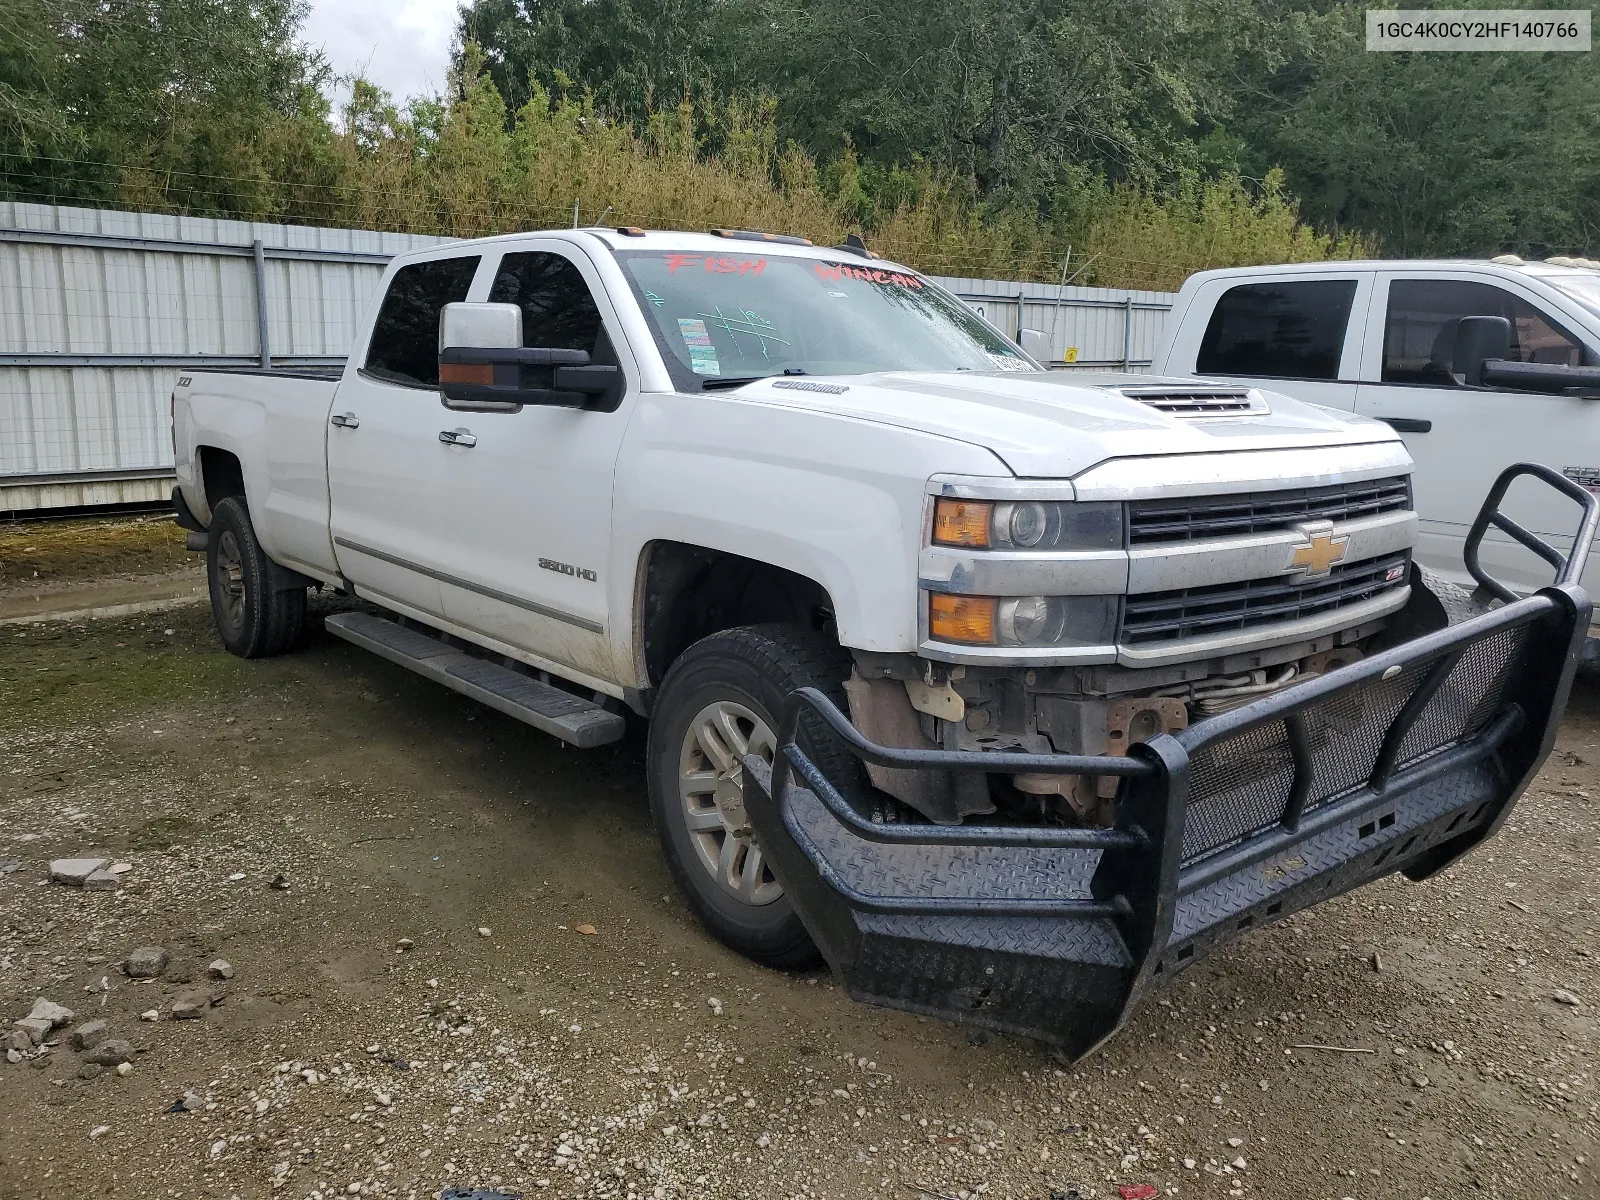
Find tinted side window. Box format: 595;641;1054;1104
1382;278;1586;385
489;252;607;355
364;257;481;388
1195;280;1358;380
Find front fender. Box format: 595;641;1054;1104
608;393;1010;681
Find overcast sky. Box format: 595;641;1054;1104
302;1;460;103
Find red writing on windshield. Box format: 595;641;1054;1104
663;255;767;276
814;262;923;288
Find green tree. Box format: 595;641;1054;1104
1236;4;1600;256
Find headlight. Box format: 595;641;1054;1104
930;594;1118;647
932;498;1123;551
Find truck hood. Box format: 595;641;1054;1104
735;370;1401;478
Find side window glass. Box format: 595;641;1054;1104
1195;280;1357;380
364;257;481;388
1382;278;1585;385
489;251;609;358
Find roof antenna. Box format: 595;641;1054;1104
835;231;878;259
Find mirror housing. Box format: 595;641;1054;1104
1018;327;1052;363
1480;358;1600;395
1453;315;1512;386
437;302;623;411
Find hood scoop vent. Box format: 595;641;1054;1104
1118;386;1269;418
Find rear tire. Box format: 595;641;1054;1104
206;495;306;659
647;624;867;969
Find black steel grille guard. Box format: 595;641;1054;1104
739;464;1598;1058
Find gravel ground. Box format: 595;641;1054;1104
0;592;1596;1200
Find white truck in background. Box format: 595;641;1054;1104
169;227;1594;1055
1151;257;1600;627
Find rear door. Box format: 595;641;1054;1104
1169;273;1373;410
430;242;637;684
1354;271;1600;594
327;253;483;617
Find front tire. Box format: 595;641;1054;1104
647;624;865;969
206;495;306;659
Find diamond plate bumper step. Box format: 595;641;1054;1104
741;465;1597;1059
324;611;625;748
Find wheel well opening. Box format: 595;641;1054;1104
640;542;836;688
198;446;246;513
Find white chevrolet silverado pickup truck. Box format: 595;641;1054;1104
172;228;1596;1055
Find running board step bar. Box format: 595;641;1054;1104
323;611;626;748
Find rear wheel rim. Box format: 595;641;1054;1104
678;700;782;906
214;529;245;631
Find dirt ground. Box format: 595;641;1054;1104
0;528;1596;1200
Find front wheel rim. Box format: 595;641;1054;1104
678;699;782;906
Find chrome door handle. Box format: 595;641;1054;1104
438;429;477;448
330;412;359;429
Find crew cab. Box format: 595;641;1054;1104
171;229;1593;1055
1154;257;1600;623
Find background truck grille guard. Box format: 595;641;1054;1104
740;464;1598;1059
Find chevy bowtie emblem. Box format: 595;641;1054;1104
1288;521;1348;577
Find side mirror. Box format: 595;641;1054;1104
437;301;623;411
1453;315;1512;386
1018;328;1052;363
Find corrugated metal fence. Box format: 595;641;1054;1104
0;202;1175;513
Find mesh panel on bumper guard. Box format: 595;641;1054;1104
740;465;1596;1060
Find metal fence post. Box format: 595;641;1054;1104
1122;295;1134;370
252;238;271;370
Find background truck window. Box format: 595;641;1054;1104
489;252;609;355
363;256;482;388
1382;278;1586;385
1195;280;1357;380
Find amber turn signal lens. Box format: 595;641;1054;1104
929;593;998;644
439;361;494;385
932;498;992;547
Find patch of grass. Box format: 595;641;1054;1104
0;607;247;726
0;514;189;592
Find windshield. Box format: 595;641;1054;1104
614;250;1036;388
1546;273;1600;321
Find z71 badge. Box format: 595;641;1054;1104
539;557;597;582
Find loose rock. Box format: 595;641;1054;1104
12;1017;51;1045
208;959;235;980
83;1039;136;1067
82;869;121;891
115;1061;133;1076
49;857;110;886
170;991;211;1019
1553;988;1582;1006
70;1019;109;1050
124;947;168;978
27;997;74;1027
2;1030;31;1053
78;1063;104;1081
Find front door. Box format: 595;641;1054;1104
1354;272;1600;595
431;244;635;684
327;253;483;617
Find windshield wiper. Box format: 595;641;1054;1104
699;375;770;390
700;368;809;391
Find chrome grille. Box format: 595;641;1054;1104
1121;552;1410;645
1128;476;1412;545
